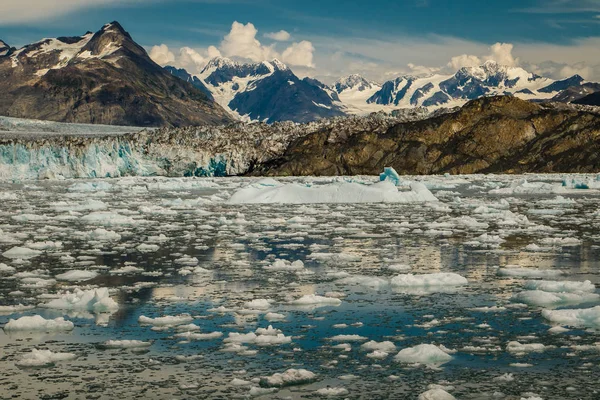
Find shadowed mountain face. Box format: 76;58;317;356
0;22;232;127
253;96;600;176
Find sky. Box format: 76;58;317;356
1;0;600;83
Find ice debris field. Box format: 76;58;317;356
0;172;600;399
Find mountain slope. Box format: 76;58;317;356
253;96;600;176
164;65;214;100
573;91;600;106
195;57;344;123
0;22;232;127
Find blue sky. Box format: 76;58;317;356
1;0;600;82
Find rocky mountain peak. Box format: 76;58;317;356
0;40;11;57
334;74;374;93
81;20;146;60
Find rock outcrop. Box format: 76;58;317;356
253;96;600;176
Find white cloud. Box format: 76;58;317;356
487;42;518;67
407;63;441;75
559;64;592;79
178;47;206;73
220;21;277;62
0;0;125;24
149;44;175;66
281;40;315;68
448;54;482;69
265;30;291;41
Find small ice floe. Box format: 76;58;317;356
315;387;349;397
3;315;74;332
100;340;152;349
259;368;316;387
16;349;77;367
55;270;98;282
512;291;599;308
226;177;438;204
524;280;596;293
542;306;600;328
0;263;16;274
0;304;35;315
506;341;548;355
329;334;368;342
39;288;118;313
289;294;342;307
175;331;223;341
264;259;305;271
394;344;454;365
264;312;286;321
136;243;160;253
497;267;563;278
418;388;456;400
224;325;292;346
2;246;42;259
489;180;565;195
138;314;193;327
360;340;396;353
86;228;122;241
390;273;468;288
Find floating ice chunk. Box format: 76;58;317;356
289;294;342;307
227;180;437;204
3;315;74;332
542;306;600;328
394;344;454;365
366;350;390;359
86;228;121;241
101;340;152;349
380;167;402;186
337;275;389;290
55;270;98;282
0;304;35;315
40;288;118;313
512;291;600;308
0;263;16;274
224;325;292;346
264;312;286;321
138;314;193;327
26;241;62;250
390;273;467;288
244;299;273;310
136;243;160;253
493;373;515;382
418;388;456;400
2;246;42;259
16;349;77;367
329;334;368;342
540;237;581;247
498;268;563;278
524;280;596;293
81;212;135;226
110;265;143;274
175;331;223;341
264;259;304;271
506;341;547;355
249;386;278;397
489;180;565;195
315;387;349;397
360;340;396;353
259;368;316;387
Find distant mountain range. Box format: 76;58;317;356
1;21;599;127
0;22;232;127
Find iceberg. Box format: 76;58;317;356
542;306;600;328
394;344;454;365
3;315;74;332
227;179;438;204
379;167;402;185
39;288;118;313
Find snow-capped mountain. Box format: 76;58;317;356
332;74;382;114
359;61;588;110
164;65;214;100
194;57;345;123
0;22;232;127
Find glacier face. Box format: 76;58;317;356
0;110;443;181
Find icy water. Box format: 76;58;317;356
0;174;599;399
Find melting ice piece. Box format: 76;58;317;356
394;344;454;365
40;288;118;313
227;180;438;204
259;369;316;388
542;306;600;328
418;388;456;400
379;167;401;186
390;273;468;287
55;270;98;282
16;349;77;367
3;315;74;332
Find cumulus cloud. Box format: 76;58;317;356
281;40;315;68
220;21;277;62
265;30;291;41
487;42;518;66
149;44;175;66
178;47;206;72
559;63;592;79
448;54;482;69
